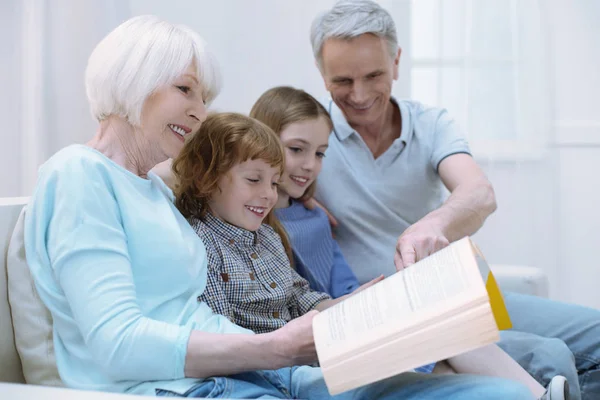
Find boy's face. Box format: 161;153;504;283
209;159;280;231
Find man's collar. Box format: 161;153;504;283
327;97;410;145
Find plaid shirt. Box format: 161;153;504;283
189;213;330;334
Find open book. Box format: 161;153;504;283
312;236;511;395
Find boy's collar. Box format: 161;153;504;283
202;212;259;246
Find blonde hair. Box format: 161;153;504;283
249;86;332;202
173;112;294;262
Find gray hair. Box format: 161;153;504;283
85;15;221;126
310;0;398;68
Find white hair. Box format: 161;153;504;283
85;15;221;125
310;0;398;68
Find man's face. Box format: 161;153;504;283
319;33;400;129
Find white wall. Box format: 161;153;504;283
128;0;411;114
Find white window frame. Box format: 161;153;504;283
407;0;547;161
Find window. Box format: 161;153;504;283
409;0;549;160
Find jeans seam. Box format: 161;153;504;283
267;370;290;396
155;388;185;397
573;351;599;400
573;351;600;368
218;376;230;399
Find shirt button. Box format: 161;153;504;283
250;253;259;260
273;311;280;318
270;282;277;289
229;239;235;245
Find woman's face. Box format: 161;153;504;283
138;64;207;160
278;116;330;199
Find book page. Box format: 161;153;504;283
402;237;483;310
313;237;485;362
323;302;499;395
316;272;412;344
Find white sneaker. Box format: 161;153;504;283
540;375;570;400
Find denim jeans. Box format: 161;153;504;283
156;365;534;399
498;292;600;400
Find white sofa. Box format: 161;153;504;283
0;196;549;397
0;197;27;385
0;197;156;399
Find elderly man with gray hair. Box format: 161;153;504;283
309;1;600;399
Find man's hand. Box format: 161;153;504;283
270;310;319;367
303;198;338;228
394;223;449;271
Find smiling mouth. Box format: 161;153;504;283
290;175;309;186
168;124;189;142
245;205;267;217
348;100;375;111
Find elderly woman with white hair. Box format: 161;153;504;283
23;15;534;399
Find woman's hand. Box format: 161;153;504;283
185;311;318;378
269;310;319;366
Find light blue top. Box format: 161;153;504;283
275;200;360;298
316;99;471;284
24;145;251;396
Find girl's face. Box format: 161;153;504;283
209;159;280;231
278;116;330;200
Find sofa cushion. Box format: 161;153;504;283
7;206;62;386
0;198;26;383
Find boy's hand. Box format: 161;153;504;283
353;275;385;294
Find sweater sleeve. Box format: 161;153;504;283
329;239;361;298
25;160;191;381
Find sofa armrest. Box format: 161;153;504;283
491;264;549;298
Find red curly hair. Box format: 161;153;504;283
172;112;294;263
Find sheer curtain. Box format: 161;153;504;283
0;0;130;197
409;0;560;297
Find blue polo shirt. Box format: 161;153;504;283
315;98;471;284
